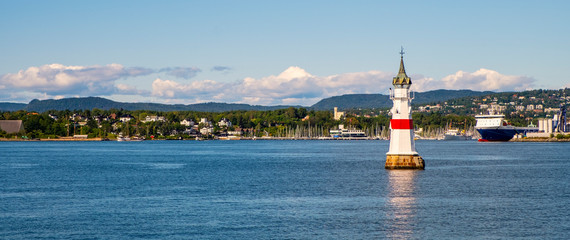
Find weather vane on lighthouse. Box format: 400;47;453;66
385;47;425;169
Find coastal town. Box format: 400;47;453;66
0;89;570;141
1;88;568;141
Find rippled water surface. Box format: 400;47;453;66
1;140;569;239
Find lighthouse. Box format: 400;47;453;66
385;48;425;169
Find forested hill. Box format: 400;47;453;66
309;89;494;110
310;94;390;110
0;102;27;111
20;97;297;112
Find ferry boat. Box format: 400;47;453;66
117;136;130;142
442;129;470;140
330;124;367;139
117;136;144;142
475;113;538;141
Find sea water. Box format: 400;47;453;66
1;140;569;239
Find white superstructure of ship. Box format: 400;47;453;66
329;124;367;139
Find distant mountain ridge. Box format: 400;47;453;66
0;89;494;112
0;102;27;112
310;89;494;110
19;97;298;112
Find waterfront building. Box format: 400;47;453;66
200;127;213;135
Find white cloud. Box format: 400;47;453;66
0;90;55;103
438;68;535;91
233;67;396;105
151;78;225;99
151;66;395;106
149;66;539;106
409;75;438;92
411;69;536;92
1;63;540;106
0;63;154;96
116;83;150;95
280;97;323;106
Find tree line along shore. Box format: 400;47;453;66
1;107;479;140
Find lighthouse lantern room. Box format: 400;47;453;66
385;48;425;169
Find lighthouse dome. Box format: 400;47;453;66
392;50;412;87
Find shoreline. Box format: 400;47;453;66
2;137;569;142
0;137;104;141
0;137;382;142
510;138;570;142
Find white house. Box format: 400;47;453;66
119;115;133;122
181;119;195;127
218;118;232;127
142;115;166;123
490;104;506;112
199;118;212;127
200;127;213;135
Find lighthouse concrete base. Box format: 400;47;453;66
385;154;425;170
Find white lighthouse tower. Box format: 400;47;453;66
385;48;425;169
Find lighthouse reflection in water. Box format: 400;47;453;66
386;170;419;239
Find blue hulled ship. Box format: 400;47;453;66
475;113;538;141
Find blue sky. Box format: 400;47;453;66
1;0;569;106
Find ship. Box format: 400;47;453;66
117;136;144;142
442;129;471;140
475;113;538;141
329;124;367;139
440;121;471;140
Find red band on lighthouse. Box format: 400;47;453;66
391;119;413;129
